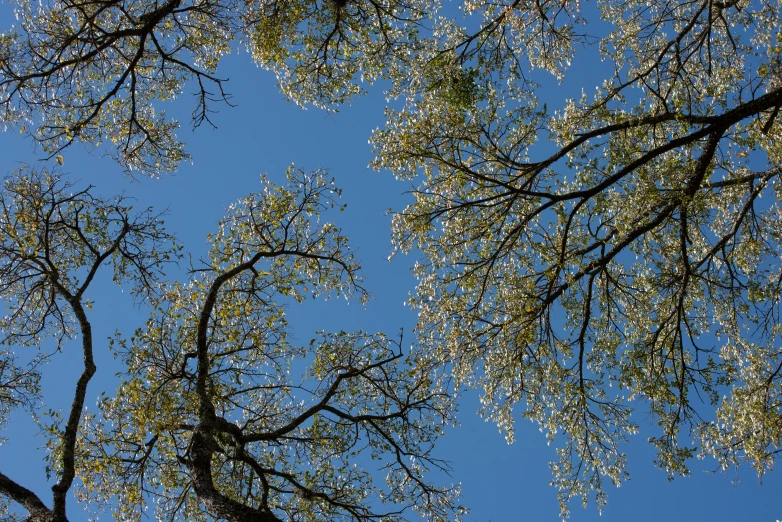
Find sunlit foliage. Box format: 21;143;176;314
1;0;781;518
0;168;461;522
372;0;782;516
0;0;432;174
0;166;178;521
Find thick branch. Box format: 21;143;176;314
0;470;52;521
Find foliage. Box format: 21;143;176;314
0;0;431;174
0;166;179;521
372;0;782;517
1;0;782;519
0;168;461;522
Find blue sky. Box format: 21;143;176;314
0;37;780;522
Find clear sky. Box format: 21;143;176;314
0;35;780;522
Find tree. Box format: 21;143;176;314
0;166;177;521
0;167;461;522
370;0;782;516
0;0;429;174
1;0;781;518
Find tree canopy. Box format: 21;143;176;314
0;0;781;519
371;0;782;514
0;167;461;521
